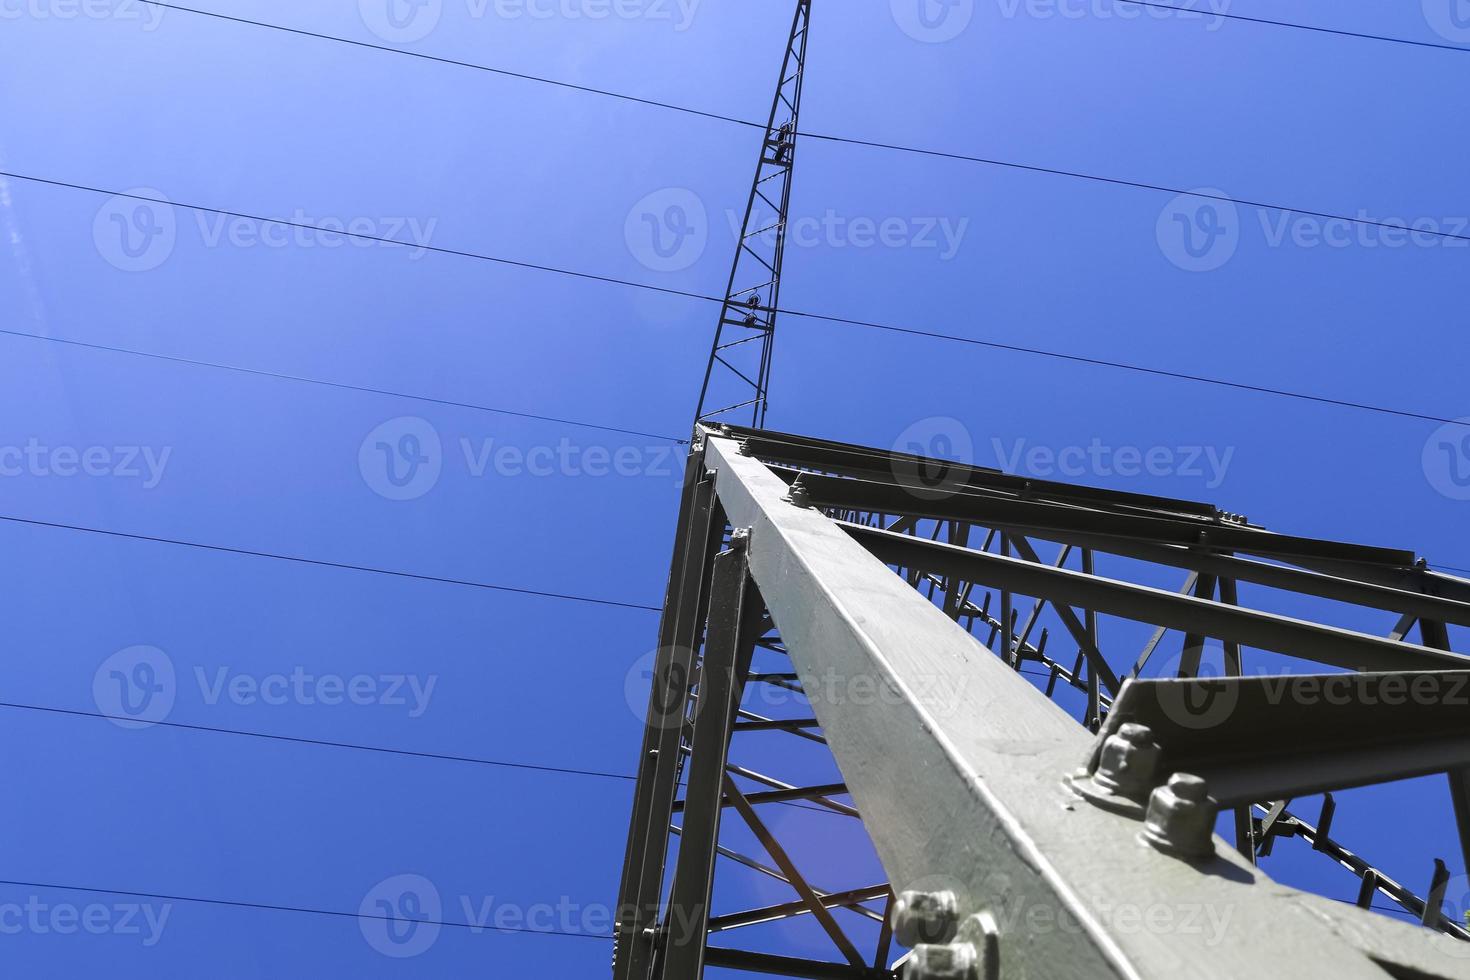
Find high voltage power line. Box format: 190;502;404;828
9;172;1465;430
1110;0;1470;54
0;701;637;781
0;513;663;612
125;2;1470;248
0;878;615;941
0;329;687;444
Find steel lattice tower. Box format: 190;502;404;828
620;5;1470;978
693;0;810;430
615;425;1470;979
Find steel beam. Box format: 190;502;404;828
659;536;764;979
840;521;1470;673
701;432;1470;980
1094;672;1470;804
616;464;720;980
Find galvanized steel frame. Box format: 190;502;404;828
615;424;1470;979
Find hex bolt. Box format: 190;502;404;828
1092;723;1161;801
908;941;977;980
1068;723;1161;817
786;483;813;509
906;913;1000;980
1142;773;1217;860
892;890;960;948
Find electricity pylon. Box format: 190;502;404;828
693;0;810;430
614;423;1470;979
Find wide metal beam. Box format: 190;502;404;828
702;433;1470;980
783;467;1414;568
840;521;1470;673
1096;672;1470;805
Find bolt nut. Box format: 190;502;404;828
1093;723;1162;801
1142;773;1217;860
892;890;960;947
1068;722;1161;816
908;942;977;980
786;484;813;509
906;913;1000;980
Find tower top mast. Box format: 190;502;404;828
693;0;812;430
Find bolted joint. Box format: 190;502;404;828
908;942;976;980
892;890;959;947
1068;722;1161;818
1141;773;1217;860
906;913;999;980
785;481;813;509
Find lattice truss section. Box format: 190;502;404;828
616;424;1470;980
695;0;810;429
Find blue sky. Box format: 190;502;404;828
0;0;1468;975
